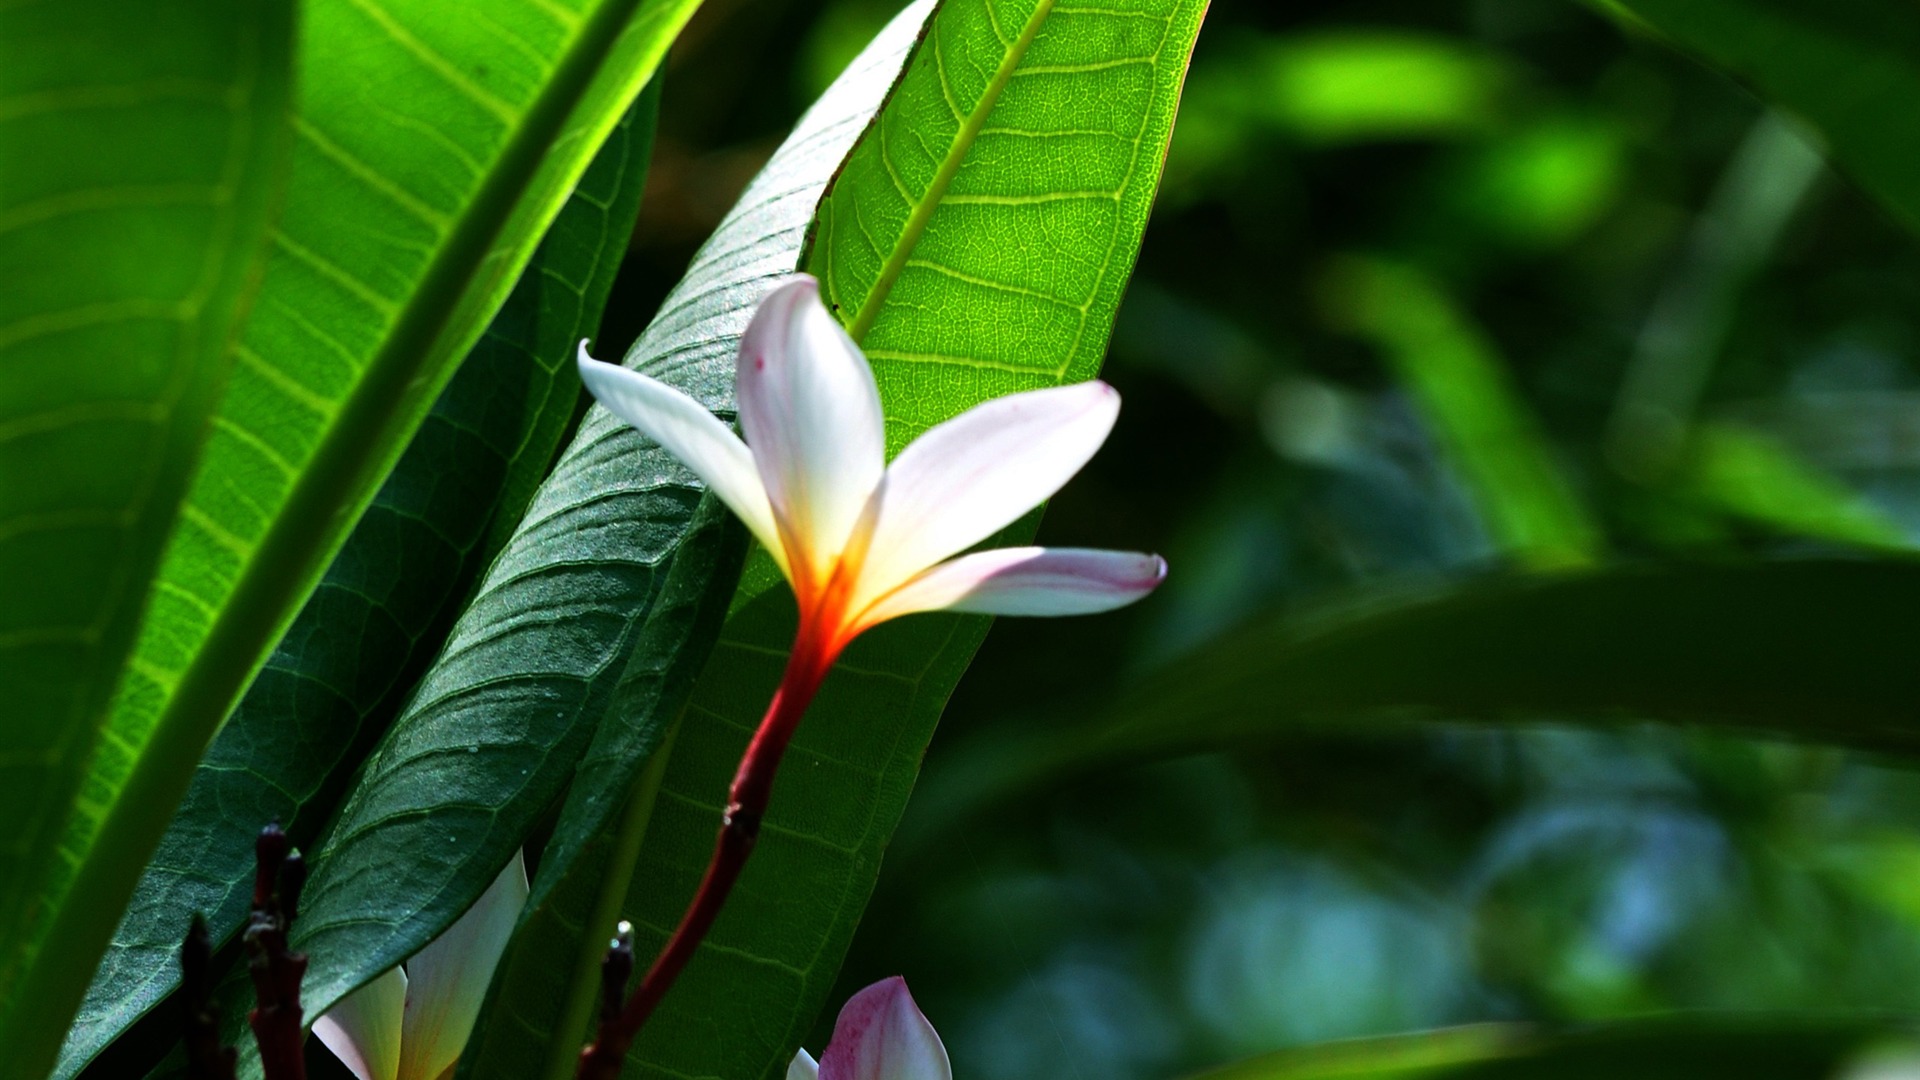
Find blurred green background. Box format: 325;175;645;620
601;1;1920;1076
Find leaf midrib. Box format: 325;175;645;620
843;0;1056;344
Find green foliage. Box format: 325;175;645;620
37;0;1920;1076
1185;1020;1908;1080
0;2;295;1073
1320;257;1601;570
52;85;666;1080
912;559;1920;835
1679;422;1910;550
1610;0;1920;233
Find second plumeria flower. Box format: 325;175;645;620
312;853;528;1080
789;976;950;1080
577;274;1166;681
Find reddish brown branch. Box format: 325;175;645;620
577;641;830;1079
182;914;236;1080
246;823;308;1080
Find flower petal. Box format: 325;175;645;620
818;977;951;1080
736;276;885;585
858;547;1166;628
578;344;788;577
856;382;1119;610
789;1050;821;1080
395;851;530;1080
314;965;408;1080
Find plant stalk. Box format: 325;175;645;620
576;630;832;1078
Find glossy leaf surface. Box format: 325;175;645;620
0;0;294;1069
619;0;1210;1076
53;88;665;1080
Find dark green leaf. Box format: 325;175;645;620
0;2;294;1072
1184;1018;1906;1080
457;501;744;1080
53;85;665;1080
1606;0;1920;233
621;0;1211;1076
911;559;1920;837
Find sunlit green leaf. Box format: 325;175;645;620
51;86;665;1080
14;0;711;1065
0;2;294;1072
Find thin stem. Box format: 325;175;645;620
577;636;831;1079
182;915;236;1080
246;823;308;1080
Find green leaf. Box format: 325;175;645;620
1604;0;1920;234
314;7;949;1068
912;559;1920;835
456;503;744;1080
1182;1018;1904;1080
52;84;665;1080
619;0;1210;1076
1679;421;1910;551
1319;255;1602;571
10;0;713;1064
0;0;294;1071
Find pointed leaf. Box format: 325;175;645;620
53;87;665;1080
0;3;294;1073
910;559;1920;839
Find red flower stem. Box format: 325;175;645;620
578;633;832;1079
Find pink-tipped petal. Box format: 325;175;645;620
856;382;1120;610
789;1050;821;1080
860;547;1166;628
818;977;952;1080
314;965;408;1080
395;851;530;1080
737;276;886;582
578;344;788;577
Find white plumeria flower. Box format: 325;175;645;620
789;977;950;1080
313;852;529;1080
577;275;1165;669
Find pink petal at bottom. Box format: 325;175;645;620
818;977;951;1080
